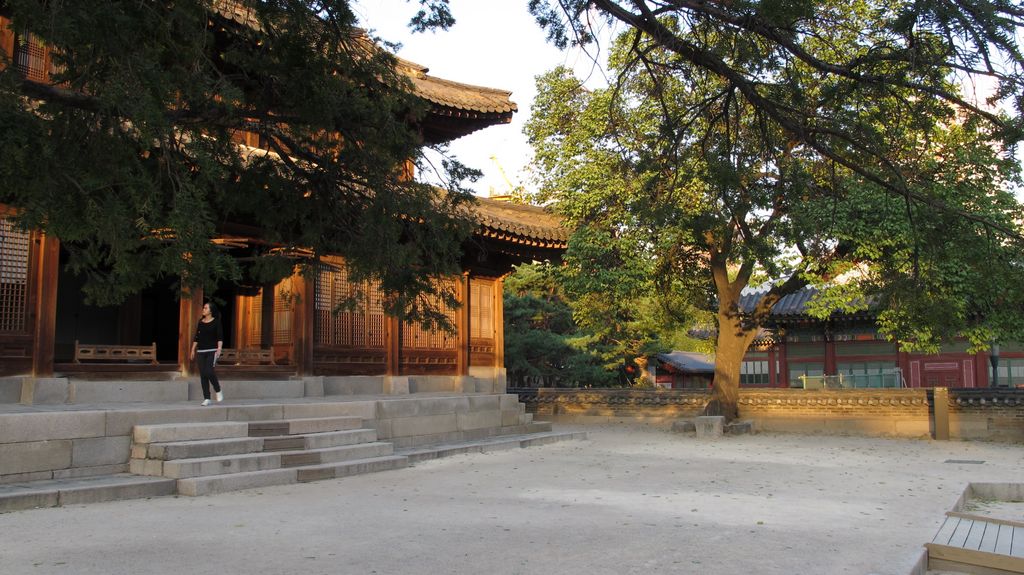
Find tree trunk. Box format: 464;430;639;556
707;303;757;421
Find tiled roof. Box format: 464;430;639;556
471;197;569;247
396;59;517;116
656;351;715;373
739;285;877;318
210;2;516;118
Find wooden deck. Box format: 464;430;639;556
927;512;1024;574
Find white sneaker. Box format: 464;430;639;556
201;399;211;406
215;391;224;402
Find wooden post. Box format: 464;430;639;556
493;277;505;370
933;387;950;440
291;271;314;375
30;232;59;377
386;315;400;376
178;287;203;376
456;273;469;376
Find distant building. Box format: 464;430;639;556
739;286;1018;389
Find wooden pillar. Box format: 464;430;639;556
178;287;203;376
456;273;469;376
291;271;314;375
386;315;400;376
260;283;275;349
824;340;837;376
493;277;505;370
30;232;59;377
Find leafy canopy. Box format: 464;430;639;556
0;0;475;326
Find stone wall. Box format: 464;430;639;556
512;387;1024;441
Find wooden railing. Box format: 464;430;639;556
219;347;275;365
74;341;158;364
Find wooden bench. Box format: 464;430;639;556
219;347;275;366
926;512;1024;573
74;341;158;365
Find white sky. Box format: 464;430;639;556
352;0;613;197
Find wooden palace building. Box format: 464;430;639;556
735;287;1019;389
0;4;568;385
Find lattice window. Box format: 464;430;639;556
14;33;47;83
470;280;494;340
402;279;457;350
273;276;293;344
0;219;31;333
247;291;263;345
314;261;385;349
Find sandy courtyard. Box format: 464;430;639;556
2;424;1023;575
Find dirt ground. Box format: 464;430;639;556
2;423;1023;575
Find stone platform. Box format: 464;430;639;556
0;380;585;512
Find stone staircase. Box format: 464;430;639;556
129;416;407;496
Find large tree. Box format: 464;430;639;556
527;3;1024;418
0;0;472;326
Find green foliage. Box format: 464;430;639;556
0;0;475;326
504;261;615;387
526;3;1024;413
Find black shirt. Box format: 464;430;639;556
193;318;223;351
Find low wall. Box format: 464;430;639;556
511;387;1024;441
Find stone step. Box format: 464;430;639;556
0;474;176;513
176;468;298;497
279;442;394;467
398;430;588;464
296;455;409;483
134;436;265;461
248;416;363;437
135;451;283;479
133;422;250;444
176;454;408;495
262;428;378;451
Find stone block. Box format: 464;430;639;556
407;376;457;393
695;416;724;438
302;376;325;397
176;468;297;496
499;394;522;410
0;412;106;443
132;422;249;444
671;420;696;433
0;490;59;513
324;376;384;396
105;408;225;436
52;463;129;480
467;395;501;411
58;477;176;505
457;410;502;431
0;377;23;404
383;376;410;395
304;429;379;449
148;437;263;461
376;396;469;419
0;440;72;475
161;452;281;479
129;458;164;476
22;378;69;405
0;470;53;485
70;380;188;404
224;405;286;422
502;410;524;426
72;436;131;467
389;414;459;438
283;401;377;421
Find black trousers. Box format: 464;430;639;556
197;351;222;399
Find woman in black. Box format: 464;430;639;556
190;302;224;406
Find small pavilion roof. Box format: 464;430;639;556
655;351;716;374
